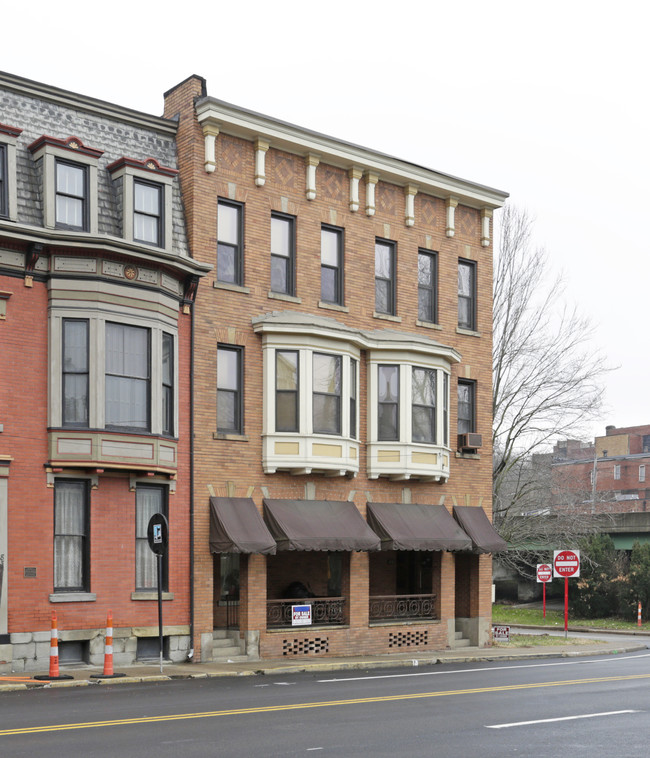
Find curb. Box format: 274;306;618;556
2;643;646;693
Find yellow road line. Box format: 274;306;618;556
2;673;649;737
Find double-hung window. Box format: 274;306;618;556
458;259;477;330
134;179;163;247
313;353;341;435
217;200;244;285
135;485;167;591
0;144;7;218
375;239;396;315
378;365;399;440
614;464;621;481
217;345;243;434
412;367;437;443
105;323;150;431
55;159;88;231
320;226;343;304
275;350;298;432
418;250;437;323
457;379;476;435
162;333;174;436
640;465;646;483
271;213;295;295
54;480;89;592
350;360;357;439
62;319;89;427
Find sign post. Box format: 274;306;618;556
536;563;552;618
553;550;580;638
147;513;169;673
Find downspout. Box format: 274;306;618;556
188;299;195;660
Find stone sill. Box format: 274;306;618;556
373;311;402;323
456;327;481;337
268;291;301;304
319;300;349;313
131;592;175;601
213;281;250;294
416;319;442;331
49;592;96;603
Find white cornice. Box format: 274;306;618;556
196;98;508;210
0;222;211;277
252;311;462;363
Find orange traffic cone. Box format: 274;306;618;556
34;611;72;681
91;610;125;679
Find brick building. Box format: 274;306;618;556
0;72;208;673
164;76;508;662
553;425;650;515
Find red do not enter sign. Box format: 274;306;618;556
553;549;580;578
537;564;552;583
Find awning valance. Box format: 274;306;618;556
452;506;507;553
366;502;472;552
209;497;276;555
262;499;381;552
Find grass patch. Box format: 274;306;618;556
493;633;601;648
492;603;650;631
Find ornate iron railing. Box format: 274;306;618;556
267;597;346;628
369;594;437;621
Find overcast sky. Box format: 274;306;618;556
4;1;646;445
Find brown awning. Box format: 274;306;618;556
209;497;276;554
366;502;472;551
262;499;381;552
452;506;507;553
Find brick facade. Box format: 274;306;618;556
164;76;506;661
0;73;207;673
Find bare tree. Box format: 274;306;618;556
492;205;612;570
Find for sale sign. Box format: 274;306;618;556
537;564;552;583
291;604;312;626
492;625;510;642
553;549;580;578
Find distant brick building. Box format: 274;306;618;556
552;425;650;516
0;72;208;673
164;76;507;662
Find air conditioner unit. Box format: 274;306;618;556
458;433;482;450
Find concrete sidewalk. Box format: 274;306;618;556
1;636;646;692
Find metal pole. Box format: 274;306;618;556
564;577;569;639
157;553;163;674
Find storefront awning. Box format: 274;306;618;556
452;506;507;553
209;497;277;554
262;499;381;552
366;502;472;551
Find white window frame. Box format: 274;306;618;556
29;139;100;233
614;464;621;480
640;465;646;483
108;160;174;253
49;300;178;436
0;127;19;221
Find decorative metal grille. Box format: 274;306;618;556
369;594;437;621
267;597;345;628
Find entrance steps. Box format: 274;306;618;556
451;629;471;648
212;629;248;663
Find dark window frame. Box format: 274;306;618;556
135;484;168;592
62;318;90;428
457;379;476;435
55;158;89;232
443;372;449;447
105;322;151;433
418;249;438;324
217;344;244;434
270;212;296;296
275;349;299;433
458;258;477;331
320;224;344;305
412;366;437;444
378;364;400;441
162;333;174;436
217;198;244;285
375;238;396;315
53;479;90;593
0;144;7;218
312;352;342;436
133;178;164;248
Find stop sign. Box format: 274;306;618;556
537;564;552;583
553;549;580;578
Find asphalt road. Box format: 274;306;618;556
2;651;650;757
